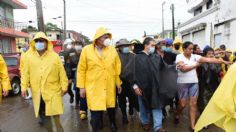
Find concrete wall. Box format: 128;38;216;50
178;0;236;50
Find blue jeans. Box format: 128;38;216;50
138;97;162;131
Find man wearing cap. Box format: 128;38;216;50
77;27;122;132
155;38;178;118
116;39;138;124
21;32;68;131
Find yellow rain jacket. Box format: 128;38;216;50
195;63;236;132
0;55;11;103
173;37;183;54
21;32;68;117
77;27;122;111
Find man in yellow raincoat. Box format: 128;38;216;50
195;62;236;132
20;45;33;100
77;27;122;132
173;37;183;54
0;54;11;103
21;32;68;132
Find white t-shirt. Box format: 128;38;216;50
175;53;202;83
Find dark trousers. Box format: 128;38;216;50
39;97;63;132
75;88;88;111
117;82;136;118
67;83;74;98
90;108;116;132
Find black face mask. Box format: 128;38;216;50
174;44;180;50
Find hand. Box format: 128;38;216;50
177;63;186;70
134;88;142;96
3;90;9;97
21;90;27;98
80;88;86;98
68;79;72;84
61;90;67;96
223;61;233;65
117;86;122;94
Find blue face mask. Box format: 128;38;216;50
35;42;45;51
165;47;172;52
21;48;27;52
161;46;166;51
122;47;130;54
148;47;155;54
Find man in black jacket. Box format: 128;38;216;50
133;37;166;132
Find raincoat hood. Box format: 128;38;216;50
93;27;112;44
173;37;183;46
30;32;53;51
173;37;183;53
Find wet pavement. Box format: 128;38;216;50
0;95;224;132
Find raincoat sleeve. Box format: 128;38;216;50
114;50;122;87
57;55;68;91
0;55;11;91
20;56;30;92
194;63;236;132
77;48;87;89
19;53;26;74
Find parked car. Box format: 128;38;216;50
3;53;21;95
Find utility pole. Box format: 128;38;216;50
35;0;45;32
63;0;66;40
170;3;175;40
162;1;166;38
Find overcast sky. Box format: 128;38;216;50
14;0;192;41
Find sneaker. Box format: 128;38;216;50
141;124;150;131
79;111;87;120
25;96;32;100
157;128;167;132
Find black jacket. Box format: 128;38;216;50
134;52;163;110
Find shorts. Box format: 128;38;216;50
177;83;199;99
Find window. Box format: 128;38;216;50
194;6;202;16
4;57;18;66
207;0;213;9
214;33;222;48
56;34;60;40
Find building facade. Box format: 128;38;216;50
177;0;236;49
0;0;29;53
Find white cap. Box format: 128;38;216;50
63;38;75;45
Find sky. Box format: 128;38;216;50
14;0;192;41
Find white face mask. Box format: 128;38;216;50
35;42;45;51
103;39;111;47
75;45;82;51
66;44;72;49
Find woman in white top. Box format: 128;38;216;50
175;41;231;131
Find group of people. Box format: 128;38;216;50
0;27;235;132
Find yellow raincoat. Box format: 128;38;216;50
0;55;11;103
21;32;68;117
77;27;122;111
195;63;236;132
173;37;183;54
